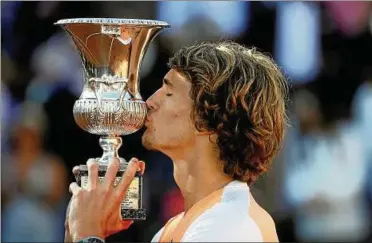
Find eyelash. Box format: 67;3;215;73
166;93;173;97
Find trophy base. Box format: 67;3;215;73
76;162;146;221
121;208;146;220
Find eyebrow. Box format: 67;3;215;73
163;78;174;87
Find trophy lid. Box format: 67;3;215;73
54;18;170;27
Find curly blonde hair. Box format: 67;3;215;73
168;41;289;184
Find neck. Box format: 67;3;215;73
169;138;233;212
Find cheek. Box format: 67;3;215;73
172;111;194;134
158;99;188;119
173;111;182;118
155;108;193;133
156;111;187;128
151;95;194;130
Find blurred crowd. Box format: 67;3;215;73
1;1;372;242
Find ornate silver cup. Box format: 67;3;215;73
55;18;170;220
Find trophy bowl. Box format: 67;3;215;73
55;18;170;220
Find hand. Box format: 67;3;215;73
67;157;145;242
64;199;72;242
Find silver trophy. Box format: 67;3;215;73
55;18;170;220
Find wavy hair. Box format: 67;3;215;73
168;41;289;184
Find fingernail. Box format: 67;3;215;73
130;158;139;164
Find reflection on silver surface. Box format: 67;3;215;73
55;18;169;164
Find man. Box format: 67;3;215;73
67;41;288;242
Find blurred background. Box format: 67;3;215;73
1;1;372;242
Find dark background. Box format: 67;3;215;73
2;1;372;242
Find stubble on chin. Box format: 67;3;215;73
141;130;156;151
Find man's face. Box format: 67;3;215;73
142;69;196;152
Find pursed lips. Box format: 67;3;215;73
144;117;151;127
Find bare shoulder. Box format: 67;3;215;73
249;193;279;242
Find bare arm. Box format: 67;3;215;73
249;193;279;242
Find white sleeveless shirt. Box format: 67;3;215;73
151;180;263;242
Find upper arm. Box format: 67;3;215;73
249;196;279;242
256;214;279;242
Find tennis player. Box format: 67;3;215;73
66;41;288;243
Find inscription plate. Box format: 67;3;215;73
80;176;140;209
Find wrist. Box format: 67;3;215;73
77;236;105;243
72;230;105;242
70;221;104;242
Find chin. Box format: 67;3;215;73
141;130;157;151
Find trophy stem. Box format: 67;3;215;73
98;135;124;165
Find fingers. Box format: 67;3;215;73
70;158;143;195
69;182;81;196
102;158;120;190
115;158;139;195
138;161;146;175
87;159;98;190
72;166;79;176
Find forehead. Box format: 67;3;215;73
164;69;191;89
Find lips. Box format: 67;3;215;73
144;117;151;127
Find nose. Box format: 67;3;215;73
146;90;160;111
146;98;155;111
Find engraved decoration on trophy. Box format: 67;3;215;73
55;18;170;220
